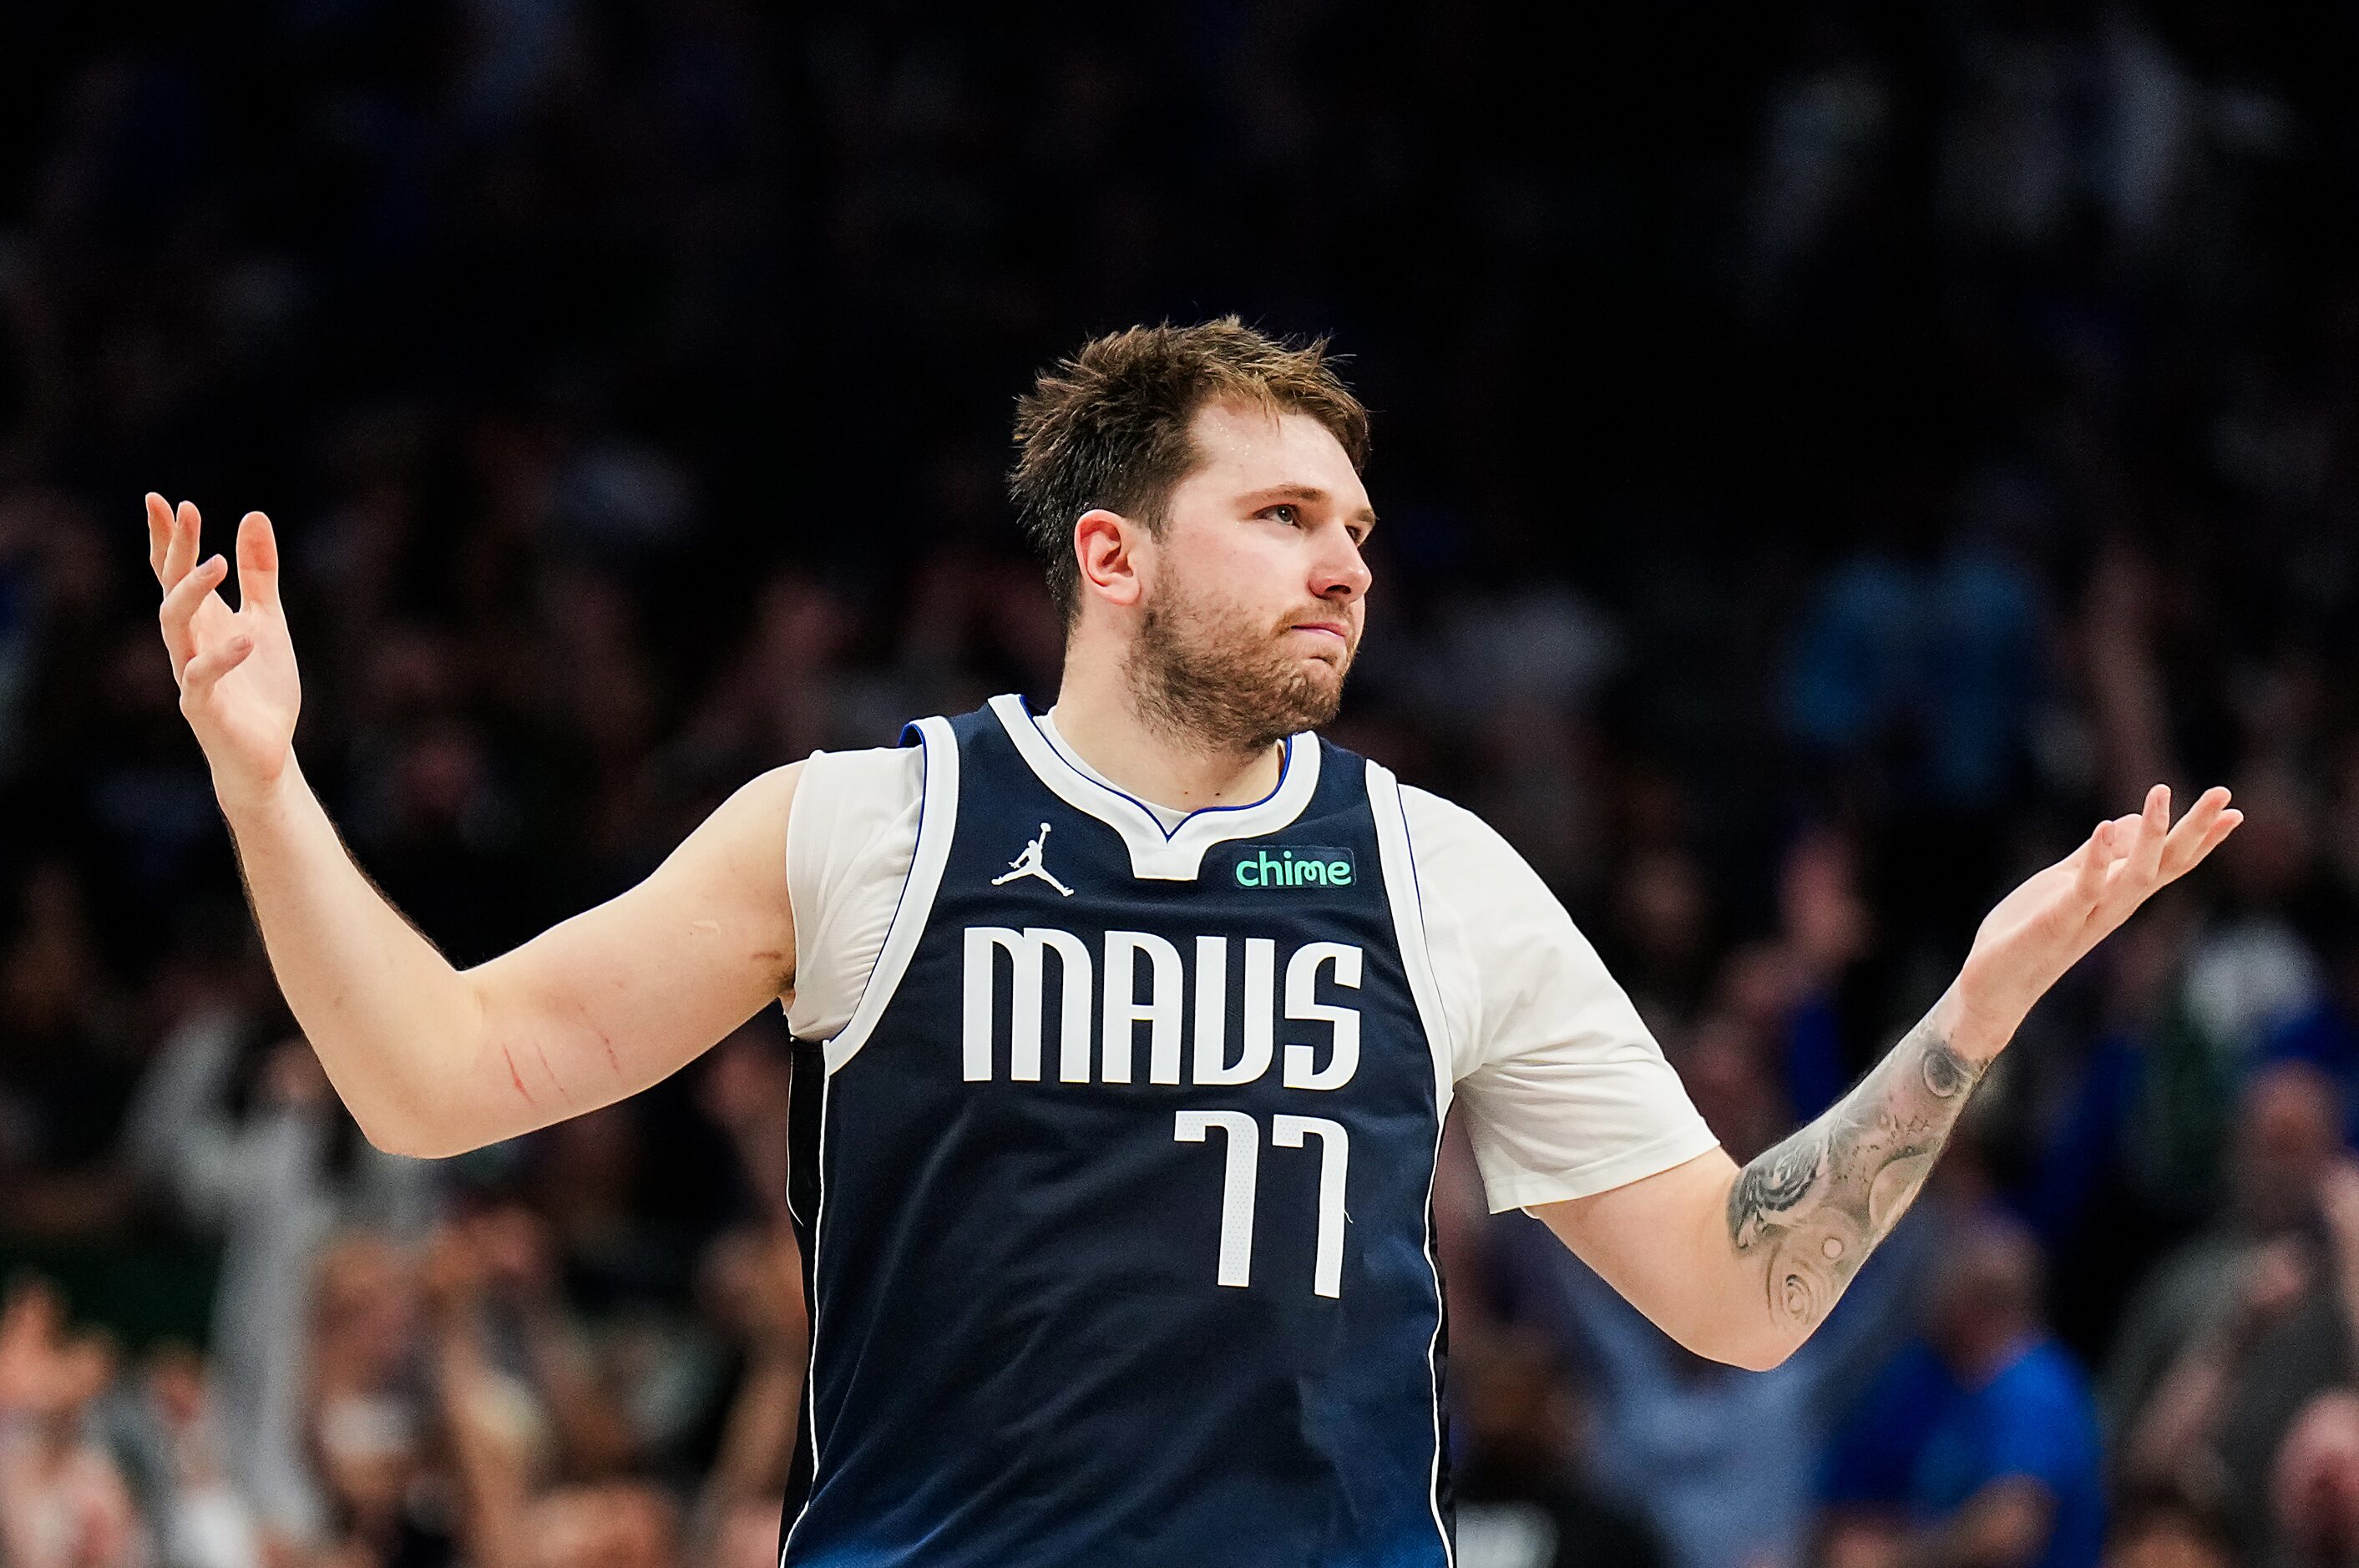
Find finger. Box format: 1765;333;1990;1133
144;493;173;583
160;500;202;589
2156;790;2235;882
159;555;229;674
235;512;281;614
2071;819;2113;905
2194;808;2245;862
2098;813;2140;864
179;632;255;699
2158;787;2234;880
2126;784;2170;887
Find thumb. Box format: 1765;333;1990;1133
235;511;281;614
180;634;256;701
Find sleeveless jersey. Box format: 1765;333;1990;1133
780;694;1459;1567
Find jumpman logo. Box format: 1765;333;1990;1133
992;822;1075;897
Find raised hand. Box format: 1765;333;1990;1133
146;494;301;813
1950;783;2243;1059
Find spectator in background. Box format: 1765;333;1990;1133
2179;761;2326;1072
2106;1061;2344;1454
2016;890;2220;1345
2100;1490;2234;1568
411;1205;802;1568
118;999;441;1551
0;862;143;1239
1514;1198;1935;1568
1604;846;1716;1042
130;1339;267;1568
1450;1326;1667;1568
509;1480;683;1568
675;1024;807;1549
515;1105;685;1316
2265;916;2359;1146
1759;825;1876;1122
0;1275;150;1568
438;1201;640;1484
677;1224;804;1566
2121;1159;2359;1560
2267;1389;2359;1568
1818;1212;2104;1568
301;1231;456;1568
1780;505;2046;953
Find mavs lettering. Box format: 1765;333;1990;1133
961;925;1364;1304
960;928;1361;1091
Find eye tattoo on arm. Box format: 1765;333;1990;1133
1725;1014;1985;1330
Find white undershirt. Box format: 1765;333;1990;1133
1034;710;1197;831
781;710;1717;1213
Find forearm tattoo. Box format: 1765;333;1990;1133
1726;1013;1984;1330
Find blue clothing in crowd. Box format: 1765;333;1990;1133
1823;1337;2105;1568
2265;999;2359;1144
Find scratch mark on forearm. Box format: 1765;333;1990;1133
530;1037;573;1103
503;1041;534;1105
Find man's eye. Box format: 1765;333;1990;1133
1267;503;1300;525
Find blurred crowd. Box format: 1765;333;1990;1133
4;1;2359;1565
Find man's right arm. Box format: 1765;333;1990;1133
150;495;800;1159
225;756;800;1158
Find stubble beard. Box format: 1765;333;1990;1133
1126;579;1352;757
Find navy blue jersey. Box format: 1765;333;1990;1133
780;695;1459;1567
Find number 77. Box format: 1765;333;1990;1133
1174;1110;1350;1297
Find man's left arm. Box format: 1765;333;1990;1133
1534;785;2241;1372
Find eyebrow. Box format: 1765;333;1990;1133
1242;483;1379;528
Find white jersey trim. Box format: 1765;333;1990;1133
777;1064;830;1566
1365;759;1458;1568
1366;763;1456;1116
985;693;1320;881
822;716;959;1073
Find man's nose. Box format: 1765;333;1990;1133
1312;529;1373;600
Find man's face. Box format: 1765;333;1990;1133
2234;1063;2340;1232
1124;398;1374;751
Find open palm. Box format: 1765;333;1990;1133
1957;783;2242;1049
145;493;302;809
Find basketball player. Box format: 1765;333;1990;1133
147;319;2240;1566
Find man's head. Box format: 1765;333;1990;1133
2230;1060;2344;1235
2275;1390;2359;1562
1010;319;1374;752
1927;1211;2047;1376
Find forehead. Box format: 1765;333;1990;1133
1176;397;1367;508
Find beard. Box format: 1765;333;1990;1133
1126;574;1354;756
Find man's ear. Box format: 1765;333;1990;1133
1074;508;1147;609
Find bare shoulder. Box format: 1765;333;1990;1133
692;758;806;852
694;744;924;907
592;766;796;959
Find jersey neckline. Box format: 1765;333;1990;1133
987;693;1323;881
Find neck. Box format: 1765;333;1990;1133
1051;630;1286;812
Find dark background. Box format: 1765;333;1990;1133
3;4;2357;1567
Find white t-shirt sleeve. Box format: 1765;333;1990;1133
1401;785;1719;1212
783;746;925;1042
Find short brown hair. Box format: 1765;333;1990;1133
1009;317;1370;624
